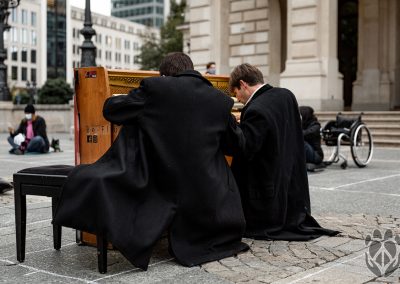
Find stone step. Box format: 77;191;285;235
315;111;400;147
372;139;400;147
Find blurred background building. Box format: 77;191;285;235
111;0;165;28
5;0;159;92
181;0;400;111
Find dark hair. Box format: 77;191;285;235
206;62;215;69
159;52;194;76
299;106;316;129
24;104;35;114
229;63;264;92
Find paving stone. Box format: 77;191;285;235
314;236;351;248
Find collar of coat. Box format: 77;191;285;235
174;70;213;87
242;84;274;112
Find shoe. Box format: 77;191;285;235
307;163;325;172
14;149;24;155
0;178;13;194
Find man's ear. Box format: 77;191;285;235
239;80;247;89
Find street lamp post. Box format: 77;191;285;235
0;0;20;101
80;0;96;67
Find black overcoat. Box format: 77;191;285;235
231;84;338;240
54;70;248;270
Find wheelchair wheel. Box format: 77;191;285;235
350;124;373;167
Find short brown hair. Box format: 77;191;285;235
229;63;264;92
206;62;215;69
159;52;194;76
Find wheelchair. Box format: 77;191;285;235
321;113;373;169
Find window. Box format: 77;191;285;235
21;49;27;62
73;28;75;38
31;31;37;45
106;35;112;47
124;40;130;50
31;50;36;63
73;45;75;54
11;46;17;61
11;27;18;42
124;54;130;64
12;66;18;80
31;12;37;26
115;53;121;62
134;56;140;64
21;67;27;81
115;38;121;49
31;68;37;82
11;9;17;23
21;9;28;25
22;29;28;44
98;49;101;59
98;34;102;44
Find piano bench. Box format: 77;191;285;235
13;165;108;274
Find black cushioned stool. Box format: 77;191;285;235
13;165;108;273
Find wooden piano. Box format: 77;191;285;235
74;67;235;245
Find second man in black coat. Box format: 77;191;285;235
228;63;338;241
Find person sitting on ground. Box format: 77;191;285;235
8;104;50;155
299;106;324;170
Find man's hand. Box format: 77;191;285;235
8;127;14;133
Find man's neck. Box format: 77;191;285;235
245;83;266;106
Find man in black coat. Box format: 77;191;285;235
7;104;50;154
54;53;248;270
229;63;338;240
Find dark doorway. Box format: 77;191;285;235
338;0;358;110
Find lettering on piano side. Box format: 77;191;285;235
85;125;110;144
85;71;97;78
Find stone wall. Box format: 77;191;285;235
0;102;73;134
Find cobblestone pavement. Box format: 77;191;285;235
201;214;400;283
0;133;399;283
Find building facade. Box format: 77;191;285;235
111;0;165;28
70;6;159;83
6;0;46;89
182;0;400;111
5;0;159;93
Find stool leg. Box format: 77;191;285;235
96;235;107;274
14;180;26;262
52;197;62;250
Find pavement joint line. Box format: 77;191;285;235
3;242;79;260
310;186;400;197
333;173;400;189
23;271;38;276
91;257;175;282
0;258;96;283
372;159;400;163
0;218;53;232
286;252;365;284
0;158;74;165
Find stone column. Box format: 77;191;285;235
228;0;270;82
353;0;399;110
188;0;229;74
280;0;343;111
